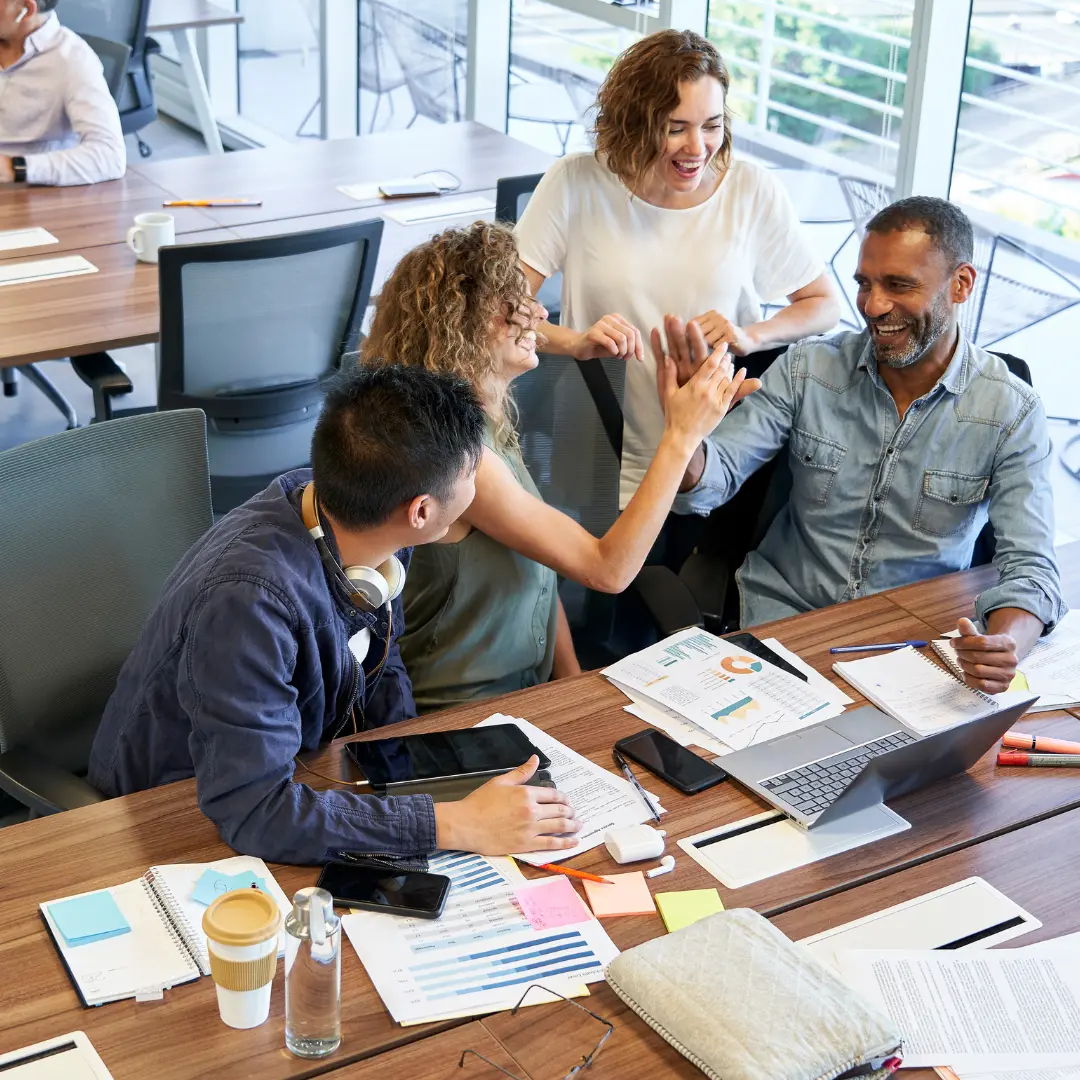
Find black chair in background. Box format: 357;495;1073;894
632;351;1036;639
61;0;159;157
78;221;384;515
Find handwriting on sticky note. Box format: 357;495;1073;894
655;889;724;933
192;868;267;907
582;872;656;918
514;876;591;930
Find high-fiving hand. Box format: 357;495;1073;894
691;309;756;357
572;313;644;363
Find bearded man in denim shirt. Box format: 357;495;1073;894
665;197;1065;695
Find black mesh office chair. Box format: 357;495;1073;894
633;351;1037;638
61;0;159;157
0;410;212;817
78;34;132;100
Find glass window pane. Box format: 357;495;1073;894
237;0;322;140
508;0;646;157
950;1;1080;419
358;0;468;134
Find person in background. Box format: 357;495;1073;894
514;28;839;526
0;0;126;186
89;366;581;865
361;222;757;711
668;197;1065;693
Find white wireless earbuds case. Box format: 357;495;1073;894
604;824;666;864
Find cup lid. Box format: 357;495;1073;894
202;888;281;947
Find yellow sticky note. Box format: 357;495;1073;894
655;889;724;933
1009;670;1029;692
582;872;656;917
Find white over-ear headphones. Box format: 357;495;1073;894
301;483;405;610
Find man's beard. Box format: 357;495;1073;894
868;292;952;370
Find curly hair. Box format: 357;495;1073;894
360;221;534;446
593;29;733;193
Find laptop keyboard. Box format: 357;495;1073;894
758;730;918;817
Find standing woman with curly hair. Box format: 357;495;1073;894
515;29;840;513
361;222;758;711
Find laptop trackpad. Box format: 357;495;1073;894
728;725;851;781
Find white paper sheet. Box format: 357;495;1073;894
0;254;97;287
620;691;734;756
836;947;1080;1069
0;226;59;252
797;877;1041;973
603;628;843;752
761;637;855;708
678;803;910;890
940;1068;1080;1080
476;714;665;865
336;180;411;201
382;194;495;226
342;876;618;1025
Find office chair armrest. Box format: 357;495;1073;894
0;749;108;817
629;566;704;637
70;352;134;423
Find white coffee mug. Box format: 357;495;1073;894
126;212;175;264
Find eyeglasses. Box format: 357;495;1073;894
458;984;614;1080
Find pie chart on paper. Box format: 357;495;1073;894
720;655;763;676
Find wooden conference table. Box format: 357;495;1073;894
1;546;1079;1078
0;122;554;366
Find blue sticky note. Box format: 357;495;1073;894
191;869;268;906
49;890;131;948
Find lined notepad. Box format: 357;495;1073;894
833;647;997;734
0;254;97;287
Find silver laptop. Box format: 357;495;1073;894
721;697;1037;829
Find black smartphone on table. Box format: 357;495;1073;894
345;724;550;794
316;862;451;919
614;728;728;795
724;631;808;682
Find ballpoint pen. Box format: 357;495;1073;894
829;640;929;654
612;748;662;824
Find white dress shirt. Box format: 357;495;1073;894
0;11;126;186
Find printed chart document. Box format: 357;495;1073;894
475;714;665;865
343;876;618;1025
798;877;1041;973
603;628;842;753
836;946;1080;1069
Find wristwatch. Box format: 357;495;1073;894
11;156;27;183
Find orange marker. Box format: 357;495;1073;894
998;751;1080;767
1002;731;1080;755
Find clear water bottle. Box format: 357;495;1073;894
284;887;341;1058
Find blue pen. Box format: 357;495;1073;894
830;640;929;654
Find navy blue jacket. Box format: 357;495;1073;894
88;470;436;865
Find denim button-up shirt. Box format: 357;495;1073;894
674;330;1066;631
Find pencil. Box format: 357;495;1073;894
162;198;263;207
533;862;615;885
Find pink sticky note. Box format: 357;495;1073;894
582;872;657;918
514;876;591;930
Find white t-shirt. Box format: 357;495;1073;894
515;152;822;508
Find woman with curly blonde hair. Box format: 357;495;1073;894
515;28;839;513
362;221;757;711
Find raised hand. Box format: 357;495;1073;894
572;313;644;363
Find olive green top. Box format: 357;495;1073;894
399;420;559;713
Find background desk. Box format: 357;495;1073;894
1;553;1079;1078
0;123;552;370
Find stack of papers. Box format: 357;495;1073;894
603;628;847;755
475;714;665;864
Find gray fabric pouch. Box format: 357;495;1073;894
605;908;902;1080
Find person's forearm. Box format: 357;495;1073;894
551;599;581;679
537;320;581;357
743;295;839;352
985;607;1044;659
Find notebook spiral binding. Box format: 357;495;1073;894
142;869;205;972
919;644;998;705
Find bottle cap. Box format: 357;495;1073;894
290;886;336;946
202;888;281;947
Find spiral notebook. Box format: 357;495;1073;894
833;646;998;734
40;856;290;1007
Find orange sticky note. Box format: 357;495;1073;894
582;872;656;917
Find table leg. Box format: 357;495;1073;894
172;28;225;155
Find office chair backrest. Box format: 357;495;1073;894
156;220;383;514
839;176;892;236
0;411;212;769
78;34;132;102
495;172;563;319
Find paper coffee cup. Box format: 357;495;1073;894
202;889;282;1029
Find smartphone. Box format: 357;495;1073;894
615;728;727;795
378;179;441;198
345;724;550;792
724;631;808;682
316;863;451;919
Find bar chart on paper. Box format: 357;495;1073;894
427;851;520;894
342;879;618;1024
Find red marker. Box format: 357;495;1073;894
1002;730;1080;755
998;751;1080;767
